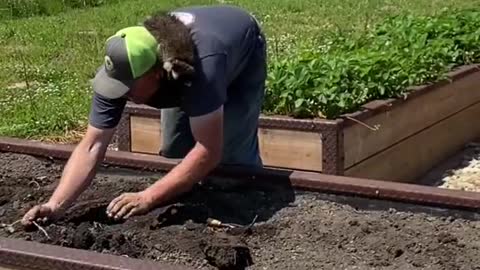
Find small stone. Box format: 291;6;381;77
6;226;15;234
426;217;436;222
0;208;5;217
185;220;202;231
150;220;161;230
348;220;359;226
288;202;298;207
347;247;357;253
12;201;20;209
437;232;457;244
394;249;404;258
361;225;371;234
412;258;424;267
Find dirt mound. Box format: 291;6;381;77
0;152;479;270
0;152;62;187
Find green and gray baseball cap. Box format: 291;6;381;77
92;26;159;99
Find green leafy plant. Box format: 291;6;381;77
264;8;480;119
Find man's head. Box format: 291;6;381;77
92;26;164;103
92;12;195;104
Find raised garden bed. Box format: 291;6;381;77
114;64;480;182
1;149;479;270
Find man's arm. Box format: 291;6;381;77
22;124;115;226
144;105;224;204
106;54;227;220
47;124;115;212
106;105;224;219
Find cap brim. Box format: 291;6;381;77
92;66;133;99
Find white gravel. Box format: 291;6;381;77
420;142;480;192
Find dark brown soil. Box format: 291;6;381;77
1;152;479;270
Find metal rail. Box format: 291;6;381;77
0;136;479;269
0;237;192;270
0;136;479;211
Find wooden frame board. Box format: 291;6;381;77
127;115;327;172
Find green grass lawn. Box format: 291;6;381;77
1;0;480;141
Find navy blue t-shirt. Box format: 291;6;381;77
89;5;260;129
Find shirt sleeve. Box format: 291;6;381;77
88;91;127;129
182;53;227;117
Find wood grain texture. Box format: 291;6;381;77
130;116;162;154
344;102;480;182
258;128;322;171
129;116;323;171
343;70;480;169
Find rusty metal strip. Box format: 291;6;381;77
123;102;339;132
0;237;192;270
257;116;338;132
124;103;161;118
208;164;480;211
0;136;479;212
0;137;177;172
286;170;480;211
321;119;344;175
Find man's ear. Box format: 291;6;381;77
163;59;194;80
171;59;195;79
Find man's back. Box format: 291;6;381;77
171;5;260;85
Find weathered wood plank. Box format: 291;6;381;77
344;102;480;182
343;70;480;169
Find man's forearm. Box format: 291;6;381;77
144;142;221;205
47;141;105;211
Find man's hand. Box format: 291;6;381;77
21;202;62;227
106;191;154;220
106;106;225;221
21;124;115;228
